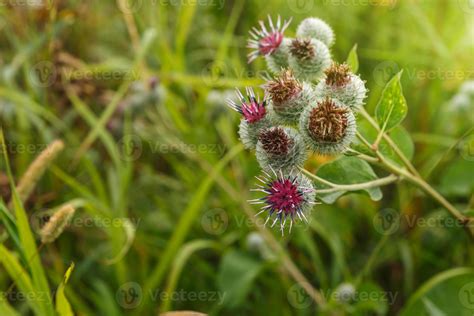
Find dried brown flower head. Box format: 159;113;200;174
308;98;349;142
290;39;315;61
325;63;351;87
265;70;302;105
258;127;294;156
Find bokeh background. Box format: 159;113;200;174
0;0;474;315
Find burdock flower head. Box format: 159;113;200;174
315;63;367;111
265;69;314;125
256;126;307;171
247;15;292;64
249;168;315;235
296;17;335;47
288;38;331;81
299;97;356;154
227;87;273;149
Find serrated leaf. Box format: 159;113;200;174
346;44;359;73
315;156;382;203
217;250;263;308
375;71;407;131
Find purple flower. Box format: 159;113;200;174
247;15;292;63
249;168;315;235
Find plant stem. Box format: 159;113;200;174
314;175;399;194
346;148;380;163
356;130;473;236
359;108;421;177
301;167;398;193
299;167;340;188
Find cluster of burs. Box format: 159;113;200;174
228;16;368;173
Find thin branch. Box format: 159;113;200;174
299;167;339;187
357;126;473;236
359;108;421;177
345;148;379;163
315;175;399;194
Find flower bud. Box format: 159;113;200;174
256;127;307;171
299;97;356;155
265;70;315;125
227;87;274;149
249;168;315;235
288;38;331;81
315;63;367;111
265;38;292;73
296;17;335;47
247;15;292;63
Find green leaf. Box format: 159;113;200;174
0;201;21;255
0;244;41;315
140;145;243;311
400;268;474;316
346;44;359;73
161;240;220;312
0;297;20;316
439;159;474;197
375;71;407;131
56;262;75;316
0;130;55;316
315;156;382;203
217;250;263;308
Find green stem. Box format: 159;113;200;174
359;108;421;177
314;175;399;194
356;131;473;236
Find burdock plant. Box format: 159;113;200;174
227;14;473;246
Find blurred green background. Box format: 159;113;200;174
0;0;473;315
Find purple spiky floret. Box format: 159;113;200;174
247;15;292;63
249;168;315;235
226;87;267;123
